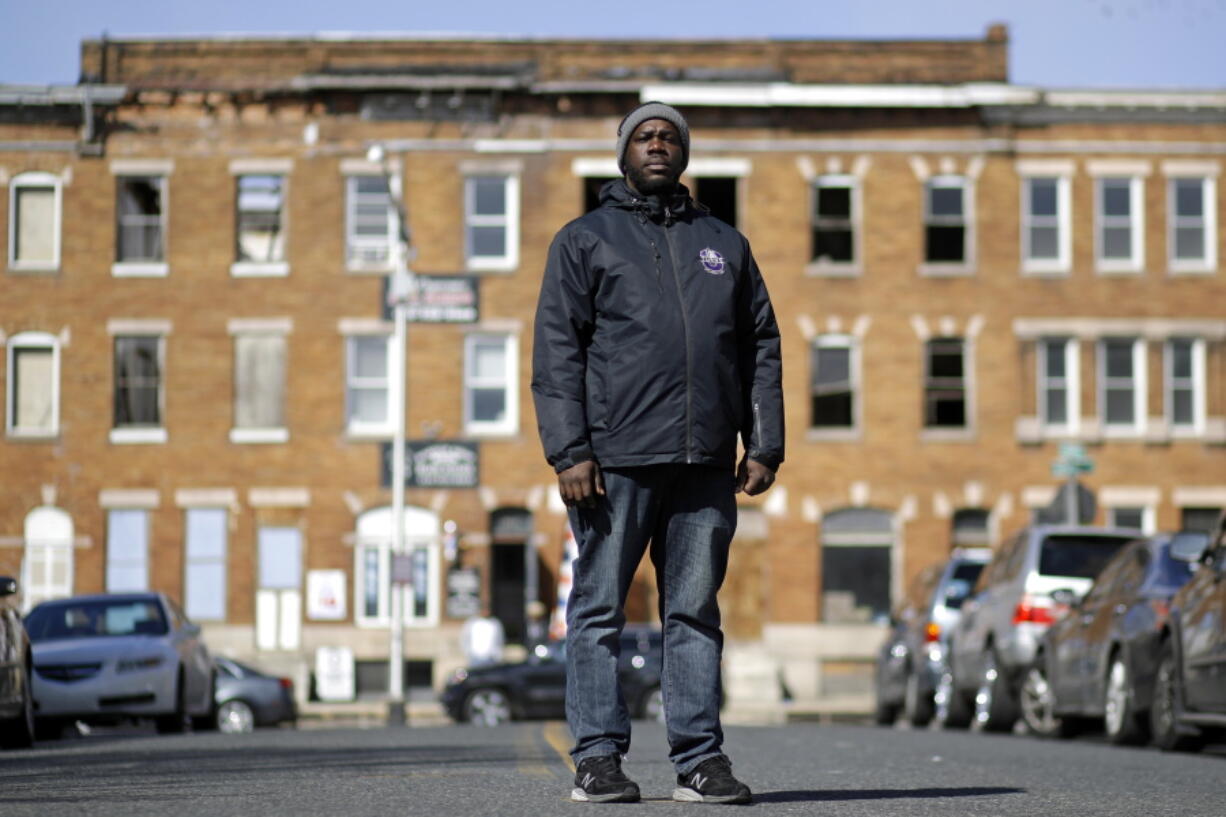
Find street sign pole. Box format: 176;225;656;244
369;144;416;727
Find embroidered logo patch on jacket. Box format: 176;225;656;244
698;247;726;274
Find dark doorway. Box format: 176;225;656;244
491;543;527;643
584;177;619;213
694;177;738;228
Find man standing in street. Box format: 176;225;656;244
531;102;784;805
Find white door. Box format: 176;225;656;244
256;526;302;650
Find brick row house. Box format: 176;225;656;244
1;26;1222;706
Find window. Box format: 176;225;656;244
810;335;856;429
1038;337;1078;433
924;176;970;267
6;332;59;438
465;175;519;271
184;508;227;621
1166;338;1204;433
346;175;394;270
116;176;166;264
1180;506;1223;534
1021;176;1070;273
924;338;967;428
1099;338;1145;432
464;333;518;436
106;509;149;592
582;176;618;213
233;333;287;443
8;172;61;271
113;335;164;437
1168;177;1216;272
1096;177;1143;272
345;334;394;436
952;509;991;547
234;174;286;273
694;176;739;229
1108;506;1148;532
355;506;440;628
821;507;894;624
811;176;856;269
256;526;302;650
22;506;74;611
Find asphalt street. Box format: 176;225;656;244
0;720;1221;817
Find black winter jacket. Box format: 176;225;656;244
531;179;784;474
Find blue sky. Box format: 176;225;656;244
1;0;1223;88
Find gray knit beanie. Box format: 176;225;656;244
616;101;690;174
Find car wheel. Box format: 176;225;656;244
972;650;1017;733
933;665;971;730
1103;655;1146;745
463;688;511;726
155;670;190;734
903;668;934;727
1019;662;1073;738
216;700;256;734
641;686;665;724
0;664;35;749
1150;642;1203;752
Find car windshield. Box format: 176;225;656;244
942;562;986;608
25;598;169;642
1038;535;1134;579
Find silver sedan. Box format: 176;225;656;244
25;593;214;736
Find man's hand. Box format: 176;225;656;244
736;455;776;496
558;460;605;508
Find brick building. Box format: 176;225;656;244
1;25;1223;708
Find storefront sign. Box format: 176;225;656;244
381;441;480;489
383;275;479;323
446;567;481;619
306;570;347;620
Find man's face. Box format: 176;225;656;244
624;118;684;196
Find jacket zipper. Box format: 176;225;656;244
662;215;694;463
752;399;762;456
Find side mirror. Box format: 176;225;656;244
1169;530;1210;564
1050;588;1078;608
0;576;17;597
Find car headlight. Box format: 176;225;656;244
448;668;468;685
117;655;164;672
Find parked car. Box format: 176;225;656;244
25;593;215;737
1149;523;1226;751
441;627;663;726
0;576;34;749
940;525;1140;732
1019;533;1196;743
875;548;990;726
213;656;297;734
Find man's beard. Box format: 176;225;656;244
626;164;679;196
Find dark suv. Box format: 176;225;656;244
0;576;34;749
441;627;663;726
1151;522;1226;751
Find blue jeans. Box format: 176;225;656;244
565;464;736;775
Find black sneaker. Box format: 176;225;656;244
571;754;641;803
673;755;752;804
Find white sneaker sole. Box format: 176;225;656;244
572;787;640;803
672;786;752;804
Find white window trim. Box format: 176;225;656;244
113;174;169;277
354;507;441;629
1167;175;1217;274
1098;337;1147;436
1106;505;1156;534
1165;337;1206;437
464;173;521;272
1094;176;1145;274
5;331;60;438
1020;174;1072;275
344;172;397;274
807;174;862;277
8;171;62;272
110;332;167;444
344;332;397;439
808;333;861;437
919;174;975;276
463;332;519;437
231;170;290;277
1038;337;1080;436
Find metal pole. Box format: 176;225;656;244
369;144;413;726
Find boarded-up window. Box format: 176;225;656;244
235;335;286;429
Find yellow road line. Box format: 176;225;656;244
542;721;575;773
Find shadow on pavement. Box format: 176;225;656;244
755;786;1025;803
